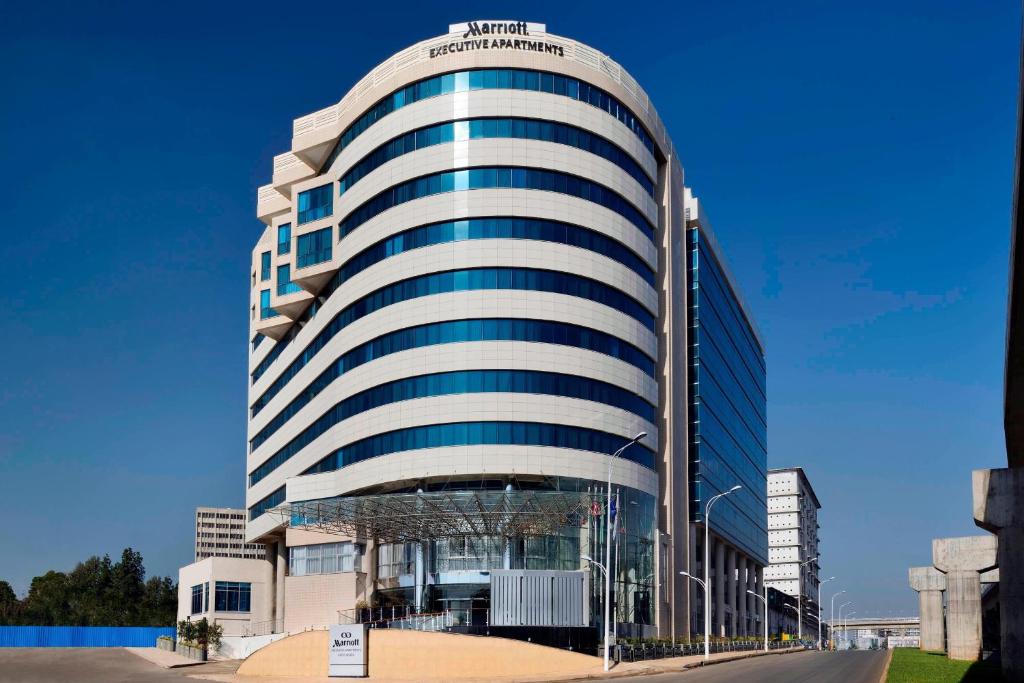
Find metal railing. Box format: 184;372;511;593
338;606;492;632
615;639;809;662
242;619;284;638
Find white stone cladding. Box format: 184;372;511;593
765;469;821;601
234;20;765;643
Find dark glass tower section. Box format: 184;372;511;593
687;225;768;565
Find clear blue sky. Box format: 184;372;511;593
0;0;1018;618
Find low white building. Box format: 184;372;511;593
177;557;274;637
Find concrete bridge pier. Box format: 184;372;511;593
908;567;946;652
932;535;998;662
974;467;1024;682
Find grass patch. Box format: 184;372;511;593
887;648;1004;683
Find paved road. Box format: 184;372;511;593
0;648;235;683
626;650;888;683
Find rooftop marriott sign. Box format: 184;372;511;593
432;21;561;59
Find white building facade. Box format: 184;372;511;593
195;507;266;561
177;557;274;637
235;20;769;643
765;467;821;634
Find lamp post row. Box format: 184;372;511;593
582;432;647;673
589;440;844;664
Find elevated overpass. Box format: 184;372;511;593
839;616;919;636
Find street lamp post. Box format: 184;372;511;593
844;612;856;649
784;604;799;640
829;590;846;651
702;485;742;661
796;555;818;642
599;432;646;672
817;576;835;650
746;587;768;652
679;571;707;652
837;602;852;651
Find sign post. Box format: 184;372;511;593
328;624;367;677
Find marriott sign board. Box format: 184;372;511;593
328;624;367;677
431;21;563;59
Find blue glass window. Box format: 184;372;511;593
299;422;656;478
320;69;654;176
250;369;655;463
251;318;655;420
260;252;271;281
190;583;207;615
214;581;251;612
249;486;285;520
339;217;654;287
276;264;301;296
297;184;333;224
252;215;656;387
687;226;768;565
338;167;654;243
338;118;654;198
277;223;291;255
259;289;277;320
296;227;332;268
251;267;655;389
251;334;265;351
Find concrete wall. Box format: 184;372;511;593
284;574;365;633
237;629;601;680
217;632;287;660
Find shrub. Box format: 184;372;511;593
176;617;222;651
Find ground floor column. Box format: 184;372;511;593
726;547;737;636
737;556;748;636
714;540;726;637
275;538;286;627
747;562;757;637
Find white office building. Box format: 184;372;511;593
176;20;773;645
765;467;821;634
195;507;266;561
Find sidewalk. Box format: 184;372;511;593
185;646;808;683
125;646;208;669
600;646;806;679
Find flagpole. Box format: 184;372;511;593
613;489;620;644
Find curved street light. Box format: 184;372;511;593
844;611;857;650
796;555;818;642
598;432;646;672
837;601;852;650
702;485;742;661
746;588;768;652
817;576;835;650
829;590;847;651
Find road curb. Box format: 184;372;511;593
878;648;893;683
533;647;810;682
683;647;809;670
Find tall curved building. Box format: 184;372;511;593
243;21;769;644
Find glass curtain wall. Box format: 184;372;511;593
361;478;655;629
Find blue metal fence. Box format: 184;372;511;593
0;626;175;647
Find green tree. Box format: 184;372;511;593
66;555;114;625
140;576;177;626
21;571;70;625
6;548;177;626
111;548;146;625
0;581;19;625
